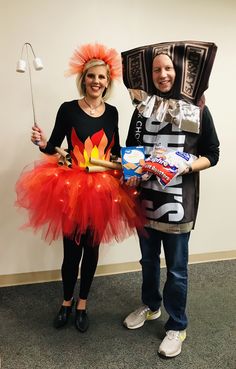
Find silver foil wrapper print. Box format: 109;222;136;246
129;89;200;134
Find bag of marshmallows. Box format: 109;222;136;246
142;145;197;188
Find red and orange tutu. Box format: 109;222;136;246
15;156;145;245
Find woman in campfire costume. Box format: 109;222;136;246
15;43;144;333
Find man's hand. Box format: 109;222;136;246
124;176;141;187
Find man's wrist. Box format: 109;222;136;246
187;165;193;174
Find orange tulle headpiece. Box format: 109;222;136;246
66;43;122;80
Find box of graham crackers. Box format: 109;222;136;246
121;146;145;180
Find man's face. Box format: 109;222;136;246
152;54;176;93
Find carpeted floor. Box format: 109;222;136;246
0;259;235;369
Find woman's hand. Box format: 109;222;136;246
31;125;47;149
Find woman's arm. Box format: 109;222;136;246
38;103;68;155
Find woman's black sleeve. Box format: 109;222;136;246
111;108;121;157
40;103;68;155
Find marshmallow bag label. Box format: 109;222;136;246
142;145;197;188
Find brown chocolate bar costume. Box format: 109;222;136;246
123;40;219;232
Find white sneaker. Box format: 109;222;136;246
158;330;186;357
123;305;161;329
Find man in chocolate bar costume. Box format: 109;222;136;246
122;41;220;357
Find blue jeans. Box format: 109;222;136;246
139;227;190;331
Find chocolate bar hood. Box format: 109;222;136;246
121;40;217;105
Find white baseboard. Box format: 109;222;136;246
0;250;235;287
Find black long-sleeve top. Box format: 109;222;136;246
41;100;121;157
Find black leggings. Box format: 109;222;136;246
61;234;99;301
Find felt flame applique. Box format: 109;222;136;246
70;128;114;168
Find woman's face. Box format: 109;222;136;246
84;65;109;99
152;54;176;93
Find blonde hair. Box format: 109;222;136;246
76;59;113;100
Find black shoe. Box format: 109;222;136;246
75;309;89;333
53;298;74;329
